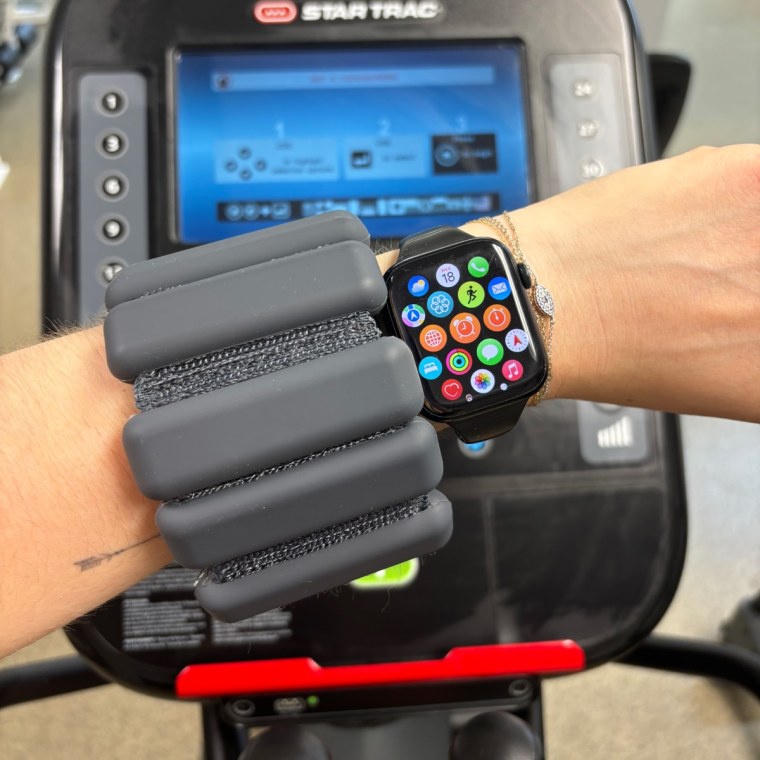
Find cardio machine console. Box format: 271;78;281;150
49;0;685;721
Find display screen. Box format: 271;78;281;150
385;240;546;419
174;44;532;243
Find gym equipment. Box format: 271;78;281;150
14;0;733;756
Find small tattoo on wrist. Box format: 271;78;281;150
74;534;160;572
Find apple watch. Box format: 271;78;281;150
382;226;549;443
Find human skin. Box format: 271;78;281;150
1;145;758;658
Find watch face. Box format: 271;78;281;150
386;239;547;421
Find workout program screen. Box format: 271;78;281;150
174;44;532;243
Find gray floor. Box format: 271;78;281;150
1;1;759;758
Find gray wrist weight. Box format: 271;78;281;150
104;211;452;622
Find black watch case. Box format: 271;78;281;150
383;235;547;436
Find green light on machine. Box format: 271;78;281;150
350;558;420;589
306;695;320;708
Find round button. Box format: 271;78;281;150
483;304;511;332
100;260;125;284
101;217;127;243
418;356;443;381
434;143;459;168
470;369;496;394
457;281;485;309
505;329;530;353
100;91;125;115
420;325;447;352
580;159;604;180
476;339;504;366
572;79;596;98
449;313;481;344
100;174;127;200
101;132;126;157
441;379;463;401
577;119;599;138
446;348;472;376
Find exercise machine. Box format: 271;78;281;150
2;0;722;756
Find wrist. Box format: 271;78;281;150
461;205;594;403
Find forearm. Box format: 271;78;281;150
1;145;758;657
468;146;760;420
0;327;171;658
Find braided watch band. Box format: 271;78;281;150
472;213;555;406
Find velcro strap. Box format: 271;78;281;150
105;239;386;381
195;491;452;623
124;337;422;501
157;419;442;568
105;209;369;308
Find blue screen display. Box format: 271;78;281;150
175;44;532;243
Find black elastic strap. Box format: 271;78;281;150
398;226;474;260
452;399;529;444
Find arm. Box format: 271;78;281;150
2;145;759;658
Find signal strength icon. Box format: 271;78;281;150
597;415;634;449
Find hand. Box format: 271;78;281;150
383;146;760;421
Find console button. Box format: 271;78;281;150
100;90;125;115
101;217;127;242
579;158;604;180
577;119;599;138
273;697;306;715
101;174;127;199
100;261;125;284
572;78;596;98
101;132;126;157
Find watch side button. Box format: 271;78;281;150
517;263;532;289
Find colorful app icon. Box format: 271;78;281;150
488;277;511;301
457;281;485;309
427;290;455;318
467;256;490;278
470;369;496;394
476;338;504;366
449;313;481;344
483;304;511;332
418;356;443;380
502;359;524;381
441;378;463;401
402;304;425;328
446;349;472;375
505;328;530;352
420;325;447;352
408;275;429;297
436;262;461;288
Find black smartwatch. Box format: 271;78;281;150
383;227;548;443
